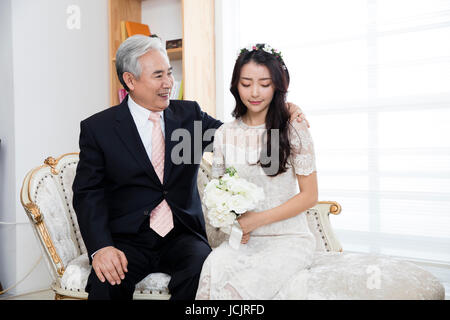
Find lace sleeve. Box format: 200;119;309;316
211;126;225;178
289;120;317;176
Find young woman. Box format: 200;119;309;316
196;44;318;300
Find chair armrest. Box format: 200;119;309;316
306;201;343;252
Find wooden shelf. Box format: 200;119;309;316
167;47;182;60
108;0;141;106
108;0;215;116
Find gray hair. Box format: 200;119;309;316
115;35;169;92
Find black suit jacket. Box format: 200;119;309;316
72;97;223;260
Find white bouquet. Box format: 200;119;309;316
203;167;264;248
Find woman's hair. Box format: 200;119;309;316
115;35;169;92
230;44;291;177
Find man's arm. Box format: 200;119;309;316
192;102;223;154
195;102;223;131
73;120;114;257
72;120;128;285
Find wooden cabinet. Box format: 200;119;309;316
108;0;141;107
108;0;216;117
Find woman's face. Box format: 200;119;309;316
237;61;275;116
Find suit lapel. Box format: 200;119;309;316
114;97;161;186
163;106;178;185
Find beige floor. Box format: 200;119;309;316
1;288;56;300
2;288;449;300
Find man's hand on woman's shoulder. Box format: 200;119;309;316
286;102;310;128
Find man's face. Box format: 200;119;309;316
127;49;174;111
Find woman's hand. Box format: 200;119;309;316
237;210;265;235
241;233;250;244
238;211;267;244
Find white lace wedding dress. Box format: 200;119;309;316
196;118;317;300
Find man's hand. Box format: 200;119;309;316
286;102;310;128
92;246;128;285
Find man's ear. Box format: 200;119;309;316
122;72;135;91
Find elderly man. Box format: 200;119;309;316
72;35;305;300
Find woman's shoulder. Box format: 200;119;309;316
216;119;241;132
288;119;313;151
288;118;309;135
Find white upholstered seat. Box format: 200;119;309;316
20;153;444;300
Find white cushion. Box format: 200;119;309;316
305;252;445;300
60;252;444;300
60;253;170;294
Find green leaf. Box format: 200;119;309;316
225;166;237;177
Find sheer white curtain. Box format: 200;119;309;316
229;0;450;264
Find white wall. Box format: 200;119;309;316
0;0;17;294
0;0;109;295
214;0;241;122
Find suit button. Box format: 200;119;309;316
163;191;168;195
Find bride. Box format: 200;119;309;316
196;44;318;300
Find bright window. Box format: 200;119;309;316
228;0;450;265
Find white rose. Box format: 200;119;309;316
204;186;231;209
229;177;253;193
220;173;235;185
225;177;265;207
222;176;240;193
203;168;264;228
205;178;220;189
207;208;236;228
228;194;252;214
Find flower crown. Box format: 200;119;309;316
239;43;287;70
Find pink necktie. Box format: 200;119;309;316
148;112;174;237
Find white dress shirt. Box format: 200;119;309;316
127;95;165;162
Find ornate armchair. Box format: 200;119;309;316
20;153;444;299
